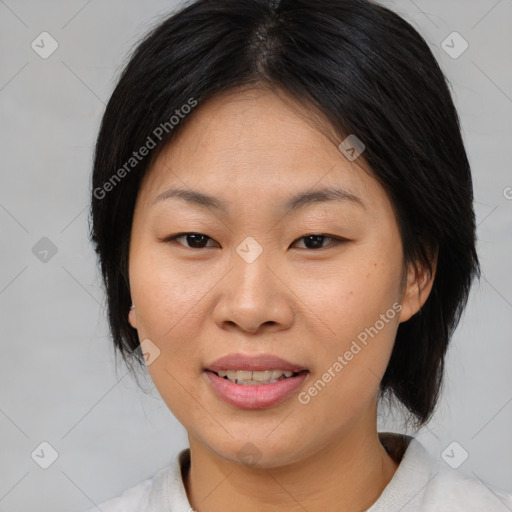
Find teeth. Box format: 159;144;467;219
226;370;251;381
216;369;298;385
252;370;271;382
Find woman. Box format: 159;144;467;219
87;0;512;510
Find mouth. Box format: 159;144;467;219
204;369;309;409
211;369;308;385
204;353;310;409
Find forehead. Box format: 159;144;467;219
138;88;380;212
170;87;342;161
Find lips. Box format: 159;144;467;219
204;353;309;409
205;353;308;373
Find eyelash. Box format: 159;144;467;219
162;232;347;250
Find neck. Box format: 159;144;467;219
183;421;400;512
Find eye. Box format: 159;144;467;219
163;232;345;250
164;233;219;249
292;234;344;250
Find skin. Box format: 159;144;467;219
127;86;436;511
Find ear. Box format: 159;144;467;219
128;307;137;329
399;250;438;324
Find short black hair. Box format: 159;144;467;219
89;0;480;428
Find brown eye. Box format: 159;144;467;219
163;232;346;250
164;233;219;249
292;234;344;250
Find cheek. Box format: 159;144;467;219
300;301;398;426
296;250;401;338
130;249;213;340
295;247;401;392
131;256;207;418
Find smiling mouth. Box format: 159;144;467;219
213;369;308;385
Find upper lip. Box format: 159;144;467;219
205;353;308;373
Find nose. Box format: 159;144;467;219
212;243;295;335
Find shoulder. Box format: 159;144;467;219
81;477;153;512
424;464;512;511
80;447;190;512
371;433;512;512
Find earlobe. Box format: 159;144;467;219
128;304;137;329
399;254;437;324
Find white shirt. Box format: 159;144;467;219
84;432;512;511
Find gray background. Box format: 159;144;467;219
0;0;511;510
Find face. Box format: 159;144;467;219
127;87;433;468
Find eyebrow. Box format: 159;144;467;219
152;186;365;213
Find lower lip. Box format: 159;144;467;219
204;371;309;409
